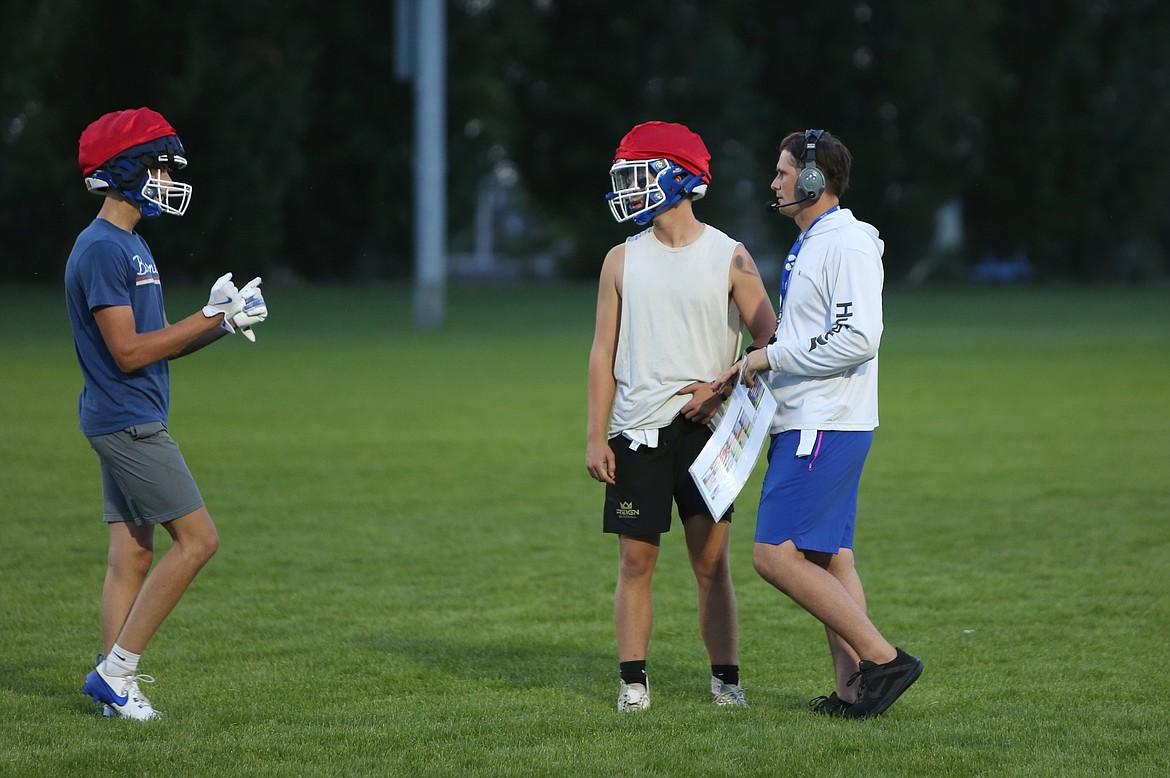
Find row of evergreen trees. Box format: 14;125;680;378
2;0;1166;284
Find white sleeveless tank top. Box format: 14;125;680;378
608;224;742;436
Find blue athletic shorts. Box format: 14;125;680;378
754;429;873;553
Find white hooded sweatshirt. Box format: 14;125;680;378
764;207;885;434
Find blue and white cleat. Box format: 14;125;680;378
83;656;161;721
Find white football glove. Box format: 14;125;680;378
202;273;244;322
230;276;267;342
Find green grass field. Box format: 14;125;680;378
1;282;1167;776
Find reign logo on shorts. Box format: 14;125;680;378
616;501;640;518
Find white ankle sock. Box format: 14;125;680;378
104;644;141;677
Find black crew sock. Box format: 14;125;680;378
619;660;648;686
711;664;740;686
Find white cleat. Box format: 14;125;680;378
83;661;162;721
711;677;748;707
618;680;650;712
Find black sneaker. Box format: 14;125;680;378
809;691;853;716
842;647;922;719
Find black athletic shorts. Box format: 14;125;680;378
602;414;732;536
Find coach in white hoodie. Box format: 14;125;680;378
716;130;922;720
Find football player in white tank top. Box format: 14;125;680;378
587;122;776;711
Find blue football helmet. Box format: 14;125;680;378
606;157;708;225
84;135;192;218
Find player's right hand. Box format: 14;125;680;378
202;272;245;321
231;277;268;342
586;441;617;485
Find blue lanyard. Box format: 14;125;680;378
778;206;838;315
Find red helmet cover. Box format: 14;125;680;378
614;121;711;184
78;108;179;175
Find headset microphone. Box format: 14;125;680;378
766;193;814;211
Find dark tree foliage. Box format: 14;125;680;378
474;0;773;276
965;0;1170;279
0;0;409;284
1;0;1167;285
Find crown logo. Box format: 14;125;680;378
615;500;639;518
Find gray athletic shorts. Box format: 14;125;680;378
86;422;205;525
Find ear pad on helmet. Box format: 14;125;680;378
84;170;117;193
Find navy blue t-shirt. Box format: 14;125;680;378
64;218;170;436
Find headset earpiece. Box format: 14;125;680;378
797;129;826;202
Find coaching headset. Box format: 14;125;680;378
767;129;827;212
796;129;826;202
